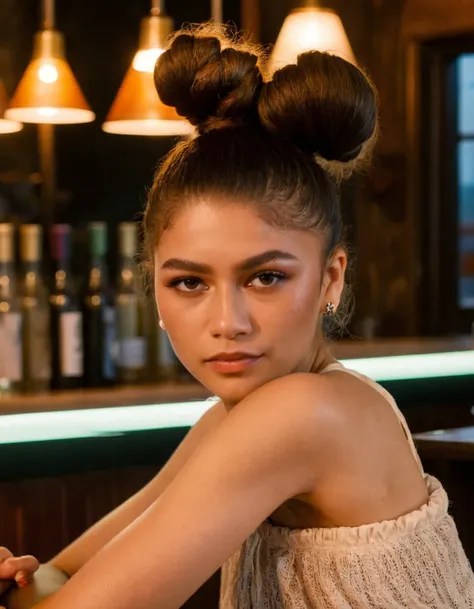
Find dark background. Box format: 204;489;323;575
0;0;472;336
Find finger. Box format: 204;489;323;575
0;555;39;580
0;547;13;563
14;570;31;588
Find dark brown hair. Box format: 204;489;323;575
143;24;378;331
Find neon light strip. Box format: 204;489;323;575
343;350;473;381
0;351;472;445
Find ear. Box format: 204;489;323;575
320;248;347;313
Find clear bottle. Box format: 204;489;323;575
115;222;147;384
19;224;51;393
82;222;116;387
145;300;180;383
0;224;22;394
49;224;83;390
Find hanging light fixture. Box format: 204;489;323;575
102;0;192;136
270;0;356;71
5;0;95;124
0;80;23;134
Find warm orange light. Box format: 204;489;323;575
5;30;95;125
102;63;191;136
270;6;356;71
102;14;192;136
0;80;23;134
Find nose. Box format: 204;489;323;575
208;285;252;339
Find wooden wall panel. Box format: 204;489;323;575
0;465;221;608
402;0;474;39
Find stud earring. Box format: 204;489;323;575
159;319;166;331
325;302;336;316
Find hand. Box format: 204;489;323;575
0;547;39;596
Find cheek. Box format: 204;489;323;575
285;272;321;317
261;278;321;338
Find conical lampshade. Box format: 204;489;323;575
5;30;95;124
0;80;23;134
270;5;356;71
102;13;192;136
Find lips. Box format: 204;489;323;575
206;352;261;362
205;353;263;374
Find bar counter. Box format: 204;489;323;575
0;337;472;477
0;336;472;601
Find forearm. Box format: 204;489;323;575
4;565;69;609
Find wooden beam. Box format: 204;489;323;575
241;0;261;42
402;0;474;39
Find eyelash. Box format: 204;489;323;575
166;271;288;292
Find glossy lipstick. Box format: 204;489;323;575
205;352;262;374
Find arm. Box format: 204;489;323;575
5;400;225;609
34;373;328;609
50;399;226;576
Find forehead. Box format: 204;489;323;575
155;202;322;265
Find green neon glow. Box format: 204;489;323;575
343;350;473;381
1;351;472;445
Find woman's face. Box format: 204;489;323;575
154;202;346;406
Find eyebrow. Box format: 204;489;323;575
160;249;299;274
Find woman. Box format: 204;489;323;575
9;24;474;609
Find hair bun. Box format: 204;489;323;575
259;52;378;166
154;33;263;133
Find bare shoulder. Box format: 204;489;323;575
224;372;339;455
236;371;339;420
229;370;382;451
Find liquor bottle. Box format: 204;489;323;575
19;224;51;393
157;328;182;382
49;224;83;390
115;222;147;384
0;224;22;394
82;222;116;387
145;299;180;382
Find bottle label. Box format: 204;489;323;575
116;295;146;371
118;337;146;369
0;312;22;382
60;311;83;377
25;308;51;380
158;331;177;367
103;306;116;380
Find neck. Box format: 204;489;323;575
89;255;108;289
308;344;335;373
0;260;14;300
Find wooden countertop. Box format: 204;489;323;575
0;382;211;416
0;336;471;416
330;335;473;359
414;426;474;459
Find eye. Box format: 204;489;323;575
166;277;205;292
248;271;287;289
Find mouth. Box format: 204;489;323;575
205;353;263;374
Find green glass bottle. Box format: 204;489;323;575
19;224;51;393
115;222;147;384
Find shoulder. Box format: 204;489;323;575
222;373;339;465
235;372;336;423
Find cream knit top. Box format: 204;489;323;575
219;362;474;608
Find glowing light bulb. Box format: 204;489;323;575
132;48;164;73
38;63;59;84
37;107;57;118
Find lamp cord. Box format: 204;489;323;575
211;0;223;23
151;0;166;16
42;0;55;29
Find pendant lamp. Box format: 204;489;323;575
270;0;356;70
102;0;192;136
5;0;95;124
